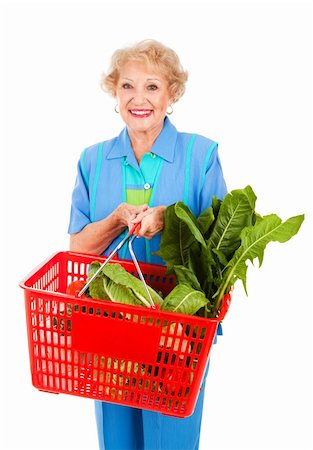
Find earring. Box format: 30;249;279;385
166;105;173;115
114;104;119;114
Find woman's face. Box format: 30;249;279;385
116;61;172;135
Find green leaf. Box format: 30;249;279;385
88;262;109;299
172;265;203;291
174;202;206;247
212;195;222;214
204;196;223;239
212;248;229;267
102;263;163;306
208;186;257;258
252;212;263;225
161;284;208;315
103;278;144;306
214;213;305;311
197;206;215;235
87;262;163;307
196;244;216;290
157;203;197;268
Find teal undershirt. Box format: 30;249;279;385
120;152;163;261
125;151;162;205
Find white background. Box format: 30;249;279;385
1;1;312;449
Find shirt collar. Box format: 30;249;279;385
106;117;177;163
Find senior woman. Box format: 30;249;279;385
68;39;227;450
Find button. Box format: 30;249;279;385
144;183;151;190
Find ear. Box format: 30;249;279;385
170;93;177;104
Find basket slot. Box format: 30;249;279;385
67;259;90;280
33;262;61;292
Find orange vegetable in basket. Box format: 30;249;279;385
66;280;86;297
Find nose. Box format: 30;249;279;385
131;88;148;105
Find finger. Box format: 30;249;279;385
133;204;149;215
131;210;151;223
136;223;156;239
128;222;141;236
134;223;141;237
135;220;148;237
137;230;153;240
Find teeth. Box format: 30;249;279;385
131;110;151;115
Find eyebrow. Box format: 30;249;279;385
120;77;161;82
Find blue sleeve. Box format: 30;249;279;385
200;145;227;211
68;152;91;234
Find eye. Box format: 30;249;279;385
147;84;158;91
121;83;133;89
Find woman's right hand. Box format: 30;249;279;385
113;203;149;228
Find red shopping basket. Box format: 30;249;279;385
19;251;230;418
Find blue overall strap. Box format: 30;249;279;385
90;142;103;222
184;134;197;206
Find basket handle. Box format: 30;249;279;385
128;234;156;309
77;223;151;303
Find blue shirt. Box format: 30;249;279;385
68;117;227;264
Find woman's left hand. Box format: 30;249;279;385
130;206;166;239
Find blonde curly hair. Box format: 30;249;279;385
100;39;188;103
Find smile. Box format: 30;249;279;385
129;109;153;118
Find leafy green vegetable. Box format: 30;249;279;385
157;185;304;318
207;185;256;257
88;262;109;299
171;265;202;291
174;202;207;248
102;264;163;306
161;284;208;315
87;261;163;308
212;213;304;315
155;203;197;267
